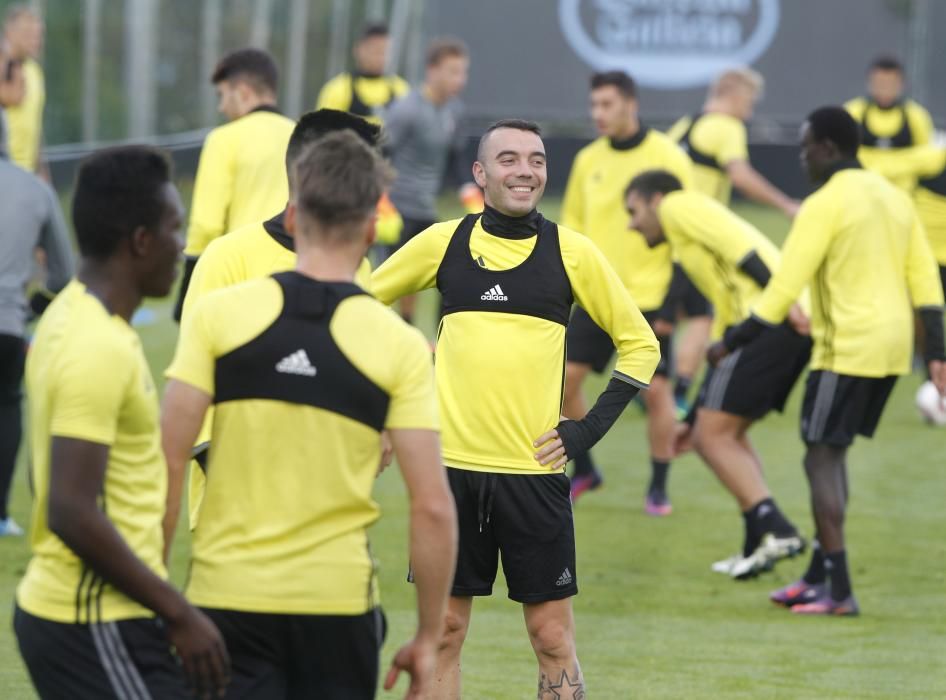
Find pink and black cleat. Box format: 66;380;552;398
791;593;859;616
569;470;603;503
770;580;826;608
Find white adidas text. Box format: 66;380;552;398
481;284;508;301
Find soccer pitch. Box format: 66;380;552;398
1;199;945;699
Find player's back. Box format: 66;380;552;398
667;112;746;204
174;273;435;615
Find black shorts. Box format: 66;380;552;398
697;323;811;420
443;467;577;604
678;274;712;318
800;371;897;448
201;607;385;700
14;605;187;700
566;306;671;376
398;217;436;248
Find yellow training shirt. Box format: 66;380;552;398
561;130;693;311
316;72;409;125
371;213;659;474
17;281;168;623
657;190;782;339
666;112;748;204
181;212;372;530
167;273;437;614
184;108;295;256
845;97;934;191
753;165;944;377
6;58;44;171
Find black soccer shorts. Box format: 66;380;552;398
444;467;578;604
566;306;671;377
800;371;897;448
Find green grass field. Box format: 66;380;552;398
2;199;945;699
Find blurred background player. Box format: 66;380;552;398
626;171;808;580
0;33;25;155
717;107;945;615
163;130;456;699
382;36;479;323
3;3;44;174
667;67;801;417
171;110;381;537
0;134;72;537
14;146;229;699
173;47;294;321
561;70;693;512
317;22;408;125
845;55;934;191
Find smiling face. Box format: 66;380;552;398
472;127;547;217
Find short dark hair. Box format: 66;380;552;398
477;119;542;161
211;48;278;95
805;106;861;158
590;71;637;99
870;55;903;74
72;146;172;260
426;37;468;67
293;131;393;238
625;170;684;200
359;22;389;42
286;110;381;172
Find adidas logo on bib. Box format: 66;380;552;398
275;349;317;377
481;284;508;301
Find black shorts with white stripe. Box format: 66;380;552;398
800;371;898;448
14;604;187;700
697;322;811;420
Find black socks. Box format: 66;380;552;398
648;459;670;494
802;540;826;585
742;497;796;555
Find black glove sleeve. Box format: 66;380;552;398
919;307;946;362
172;256;199;323
721;315;769;351
555;377;640;461
28;289;56;317
738;250;772;288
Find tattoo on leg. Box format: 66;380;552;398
538;669;585;699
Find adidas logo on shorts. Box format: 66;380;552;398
481;284;508;301
275;349;317;377
556;567;573;587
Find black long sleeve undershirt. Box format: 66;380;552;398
556;376;640;460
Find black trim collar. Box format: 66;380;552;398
824;158;862;182
249;104;282;116
481;205;540;239
610;126;649;151
263;209;293;251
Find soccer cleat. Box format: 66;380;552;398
791;593;860;616
713;533;806;580
674;395;690;422
644;490;672;516
569;470;603;503
0;517;24;537
769;579;827;607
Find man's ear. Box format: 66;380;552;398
285;201;297;237
129;225;152;258
365;215;378;248
472;161;487;189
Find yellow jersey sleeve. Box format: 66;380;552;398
753;194;835;325
370;221;455;304
182;235;244;319
316;74;353;111
49;339;132;445
665;139;695;189
661;190;754;264
332;297;438;430
906;214;946;308
702;114;749;165
559;227;660;387
186;128;235;256
907;101;934;147
560;149;588;231
166;297;218;396
6;59;44;171
392;75;410;99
